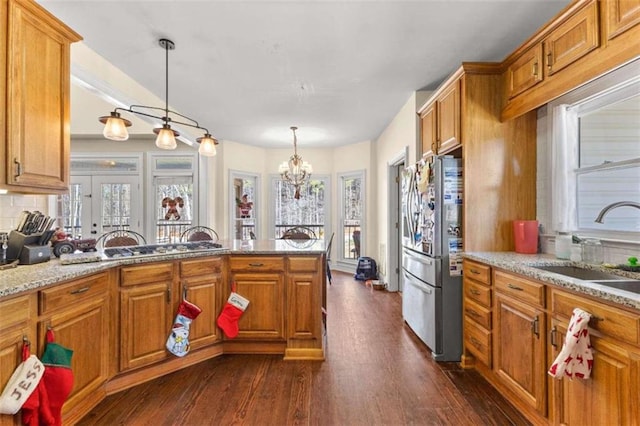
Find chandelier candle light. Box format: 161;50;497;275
279;126;313;200
98;39;219;156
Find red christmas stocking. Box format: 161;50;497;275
216;288;250;339
166;299;202;357
40;329;73;426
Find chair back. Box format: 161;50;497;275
97;230;146;248
281;226;317;240
326;232;335;260
180;226;219;243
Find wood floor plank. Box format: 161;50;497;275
78;271;530;426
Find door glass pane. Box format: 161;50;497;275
233;177;256;240
101;183;132;232
60;183;83;238
154;177;194;243
341;174;363;260
273;179;326;239
70;157;138;172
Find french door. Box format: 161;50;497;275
63;175;142;238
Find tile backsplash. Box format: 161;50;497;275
0;194;51;232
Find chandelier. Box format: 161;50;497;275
98;38;219;156
278;126;313;199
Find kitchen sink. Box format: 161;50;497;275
590;280;640;294
533;265;628;281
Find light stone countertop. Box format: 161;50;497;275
0;239;326;299
463;252;640;311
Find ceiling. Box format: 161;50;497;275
39;0;570;149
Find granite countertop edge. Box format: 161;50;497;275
463;252;640;311
0;239;326;298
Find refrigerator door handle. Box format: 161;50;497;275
403;271;433;294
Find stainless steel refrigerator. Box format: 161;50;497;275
401;155;463;361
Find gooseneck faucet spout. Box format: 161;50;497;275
594;201;640;223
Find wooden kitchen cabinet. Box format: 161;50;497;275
605;0;640;40
418;77;460;157
0;295;36;426
179;257;224;350
285;256;324;360
543;0;599;76
228;256;285;340
505;44;543;99
548;288;640;425
462;259;493;368
37;272;111;424
1;0;81;193
119;262;174;371
493;270;547;416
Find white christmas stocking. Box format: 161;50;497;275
166;299;202;357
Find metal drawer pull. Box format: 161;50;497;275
532;62;538;77
469;269;481;275
546;52;553;69
469;289;481;295
550;326;558;348
531;316;539;337
14;158;22;178
249;263;264;267
466;309;480;317
507;283;524;291
70;287;90;295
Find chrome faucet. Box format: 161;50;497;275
594;201;640;223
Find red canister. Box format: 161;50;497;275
513;220;538;254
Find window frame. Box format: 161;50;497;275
337;170;365;266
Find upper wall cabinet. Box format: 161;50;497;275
418;77;461;157
502;0;640;121
1;0;81;194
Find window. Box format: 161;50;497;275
149;154;198;243
550;62;640;241
230;171;258;240
338;171;364;262
271;176;329;239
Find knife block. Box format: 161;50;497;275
6;230;42;261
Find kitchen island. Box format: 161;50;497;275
0;240;327;425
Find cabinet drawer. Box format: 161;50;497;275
0;295;32;329
180;257;223;277
464;317;492;367
464;298;491;329
229;256;285;272
288;256;320;273
551;289;640;346
464;260;491;285
39;272;109;314
121;262;174;286
494;270;545;308
464;277;492;308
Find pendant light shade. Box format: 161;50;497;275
99;112;131;141
98;38;219;154
197;133;218;157
154;124;178;150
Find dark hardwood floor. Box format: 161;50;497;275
78;271;530;426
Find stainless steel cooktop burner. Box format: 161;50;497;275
103;241;223;259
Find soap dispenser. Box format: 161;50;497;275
555;233;572;260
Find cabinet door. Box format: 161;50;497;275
182;274;221;350
287;257;321;342
549;319;640;425
120;282;172;371
5;0;77;191
606;0;640;40
494;294;547;415
230;272;284;340
436;80;461;153
38;296;109;417
543;0;599;76
506;43;543;99
420;103;437;158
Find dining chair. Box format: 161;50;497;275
180;226;219;243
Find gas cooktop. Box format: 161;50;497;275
103;241;224;259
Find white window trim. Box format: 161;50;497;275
229;169;261;240
335;169;366;270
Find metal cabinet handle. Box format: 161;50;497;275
532;61;539;78
507;283;524;291
70;287;90;295
466;309;480;318
14;158;22;178
470;337;483;349
546;52;552;70
469;269;481;275
531;316;540;337
469;289;481;295
550;326;558;348
249;263;264;267
166;287;171;304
